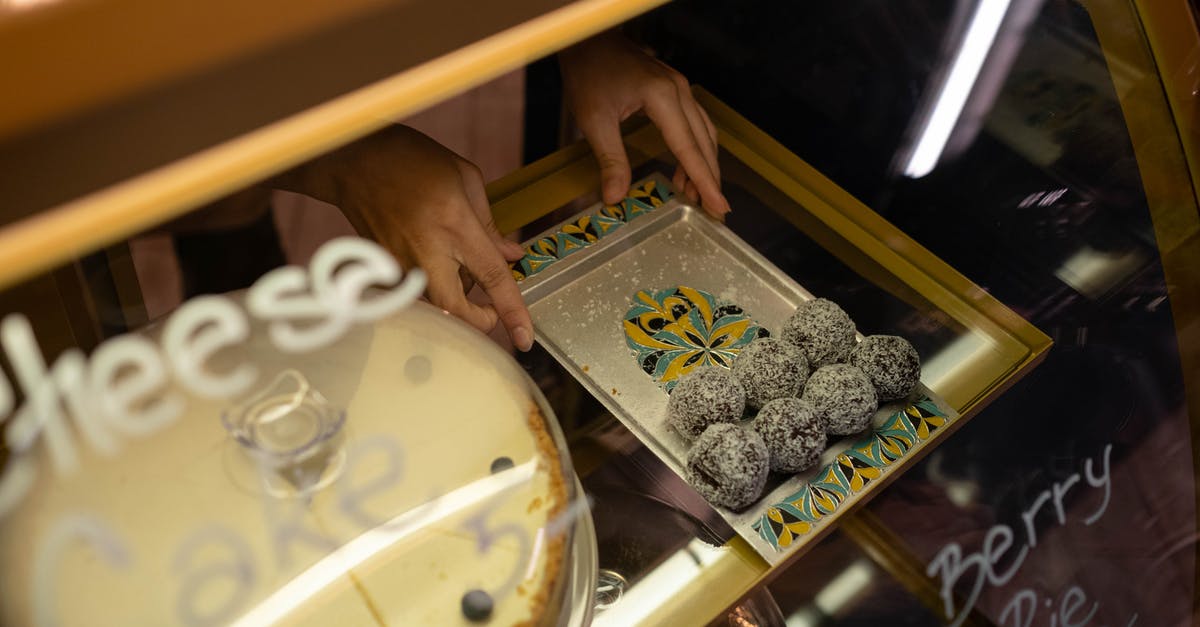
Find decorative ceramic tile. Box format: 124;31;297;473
622;285;767;391
510;178;674;282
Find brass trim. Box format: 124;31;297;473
1131;0;1200;210
1087;0;1200;617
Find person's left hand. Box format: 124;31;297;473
271;125;534;351
559;32;730;219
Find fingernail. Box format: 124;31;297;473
514;326;533;352
604;185;622;205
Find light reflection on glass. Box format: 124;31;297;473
0;0;61;11
921;332;1000;393
1054;245;1148;299
904;0;1015;178
592;538;727;626
228;461;538;627
783;559;875;627
901;0;1048;179
1018;187;1069;208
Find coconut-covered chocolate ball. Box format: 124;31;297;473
666;368;746;439
754;397;826;473
781;298;857;368
686;423;769;510
850;335;921;401
803;364;878;435
731;337;810;409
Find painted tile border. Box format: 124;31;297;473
509;177;674;282
752;397;950;551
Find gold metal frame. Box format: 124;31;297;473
1086;0;1200;616
489;88;1053;625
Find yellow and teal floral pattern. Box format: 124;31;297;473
510;178;674;282
753;397;950;550
622;286;768;391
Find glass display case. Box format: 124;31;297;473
0;0;1197;625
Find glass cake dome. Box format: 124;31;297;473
0;296;590;627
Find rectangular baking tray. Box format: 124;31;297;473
513;173;959;564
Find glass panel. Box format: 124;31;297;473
619;0;1198;625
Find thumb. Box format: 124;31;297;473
456;159;527;262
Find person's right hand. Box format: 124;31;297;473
559;32;729;219
274;125;533;351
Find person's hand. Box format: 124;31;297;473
273;125;533;351
559;32;729;219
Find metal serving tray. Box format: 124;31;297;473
513;174;958;564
